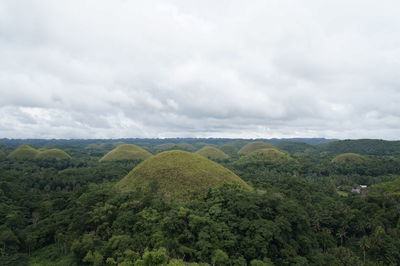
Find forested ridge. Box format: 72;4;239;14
1;139;400;265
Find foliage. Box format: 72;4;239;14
1;139;400;265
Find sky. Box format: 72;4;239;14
1;0;400;139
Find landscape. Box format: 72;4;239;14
2;1;400;265
1;138;400;265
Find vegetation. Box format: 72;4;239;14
154;143;196;153
236;148;293;166
116;150;250;201
2;138;400;265
0;150;5;159
99;144;152;162
7;144;39;160
36;149;72;160
331;153;366;164
275;141;316;154
238;142;274;155
195;146;229;160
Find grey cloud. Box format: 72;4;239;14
0;0;400;139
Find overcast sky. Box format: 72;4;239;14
1;0;400;139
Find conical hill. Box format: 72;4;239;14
237;148;292;165
36;149;72;160
238;142;274;155
116;150;251;201
195;146;229;160
7;145;39;160
331;153;366;164
100;144;152;162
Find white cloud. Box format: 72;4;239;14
0;0;400;139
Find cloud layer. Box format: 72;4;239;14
1;0;400;139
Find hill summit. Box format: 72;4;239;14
36;149;72;160
195;146;229;160
237;148;293;165
238;142;274;155
7;144;39;160
99;144;152;162
116;150;250;201
331;153;366;164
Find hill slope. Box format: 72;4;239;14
331;153;366;164
7;144;39;160
36;149;72;160
236;148;293;165
238;142;274;155
195;146;229;160
100;144;152;162
116;150;251;200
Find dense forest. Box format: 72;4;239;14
1;138;400;265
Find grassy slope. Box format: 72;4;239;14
238;142;274;155
195;146;229;160
154;143;196;153
7;144;39;160
236;148;293;165
99;144;152;162
331;153;366;164
36;149;72;160
116;150;251;201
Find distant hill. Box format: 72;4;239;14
7;144;39;160
195;146;229;160
36;149;72;160
274;142;317;153
318;139;400;156
154;143;196;153
100;144;152;162
236;148;293;166
331;153;367;164
238;142;274;155
116;150;251;201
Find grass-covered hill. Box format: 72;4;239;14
36;149;72;160
154;142;196;153
0;150;5;159
236;148;293;166
275;141;317;154
99;144;152;162
7;144;39;160
116;150;251;201
331;153;367;164
195;146;229;160
238;142;274;155
219;143;239;156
